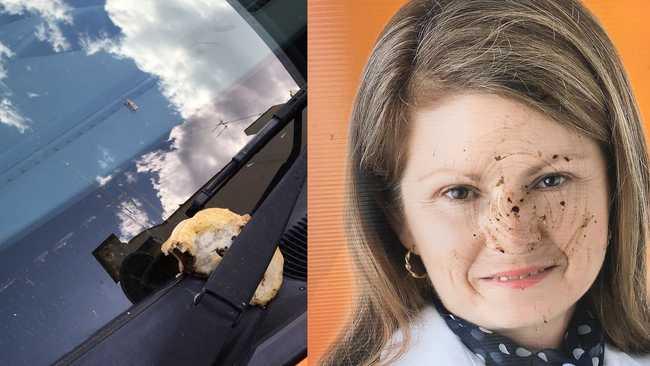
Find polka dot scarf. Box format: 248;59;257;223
433;297;605;366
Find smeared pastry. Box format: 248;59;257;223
160;208;284;306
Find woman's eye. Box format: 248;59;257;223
534;174;567;189
443;186;475;200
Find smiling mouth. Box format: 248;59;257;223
482;265;557;282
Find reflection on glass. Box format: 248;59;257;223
0;1;299;365
0;0;298;246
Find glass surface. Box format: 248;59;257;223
0;0;298;364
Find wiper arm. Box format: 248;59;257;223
186;87;306;217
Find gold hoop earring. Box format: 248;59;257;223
405;250;427;279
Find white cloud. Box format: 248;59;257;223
95;174;113;186
124;171;137;184
79;31;120;56
0;0;73;52
82;0;274;119
116;198;154;242
0;0;71;21
0;41;13;79
97;145;116;170
0;0;72;133
0;42;28;133
34;21;70;52
0;99;30;133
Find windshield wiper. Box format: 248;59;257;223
186;87;305;217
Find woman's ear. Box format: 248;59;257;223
383;207;418;255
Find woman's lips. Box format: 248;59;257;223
480;265;557;289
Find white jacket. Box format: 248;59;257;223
382;305;650;365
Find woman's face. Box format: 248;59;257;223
396;92;610;333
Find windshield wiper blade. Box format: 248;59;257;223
186;87;306;217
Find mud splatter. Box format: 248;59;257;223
34;251;49;263
53;232;74;252
580;214;594;228
0;278;16;293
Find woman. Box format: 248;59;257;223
320;0;650;365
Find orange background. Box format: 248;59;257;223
308;0;650;364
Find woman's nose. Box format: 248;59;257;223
479;189;543;254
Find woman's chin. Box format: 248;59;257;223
462;270;571;327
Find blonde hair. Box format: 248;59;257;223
320;0;650;365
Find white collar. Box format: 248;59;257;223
382;305;650;365
382;305;483;365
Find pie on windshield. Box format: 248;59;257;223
160;208;284;306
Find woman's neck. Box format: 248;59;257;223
497;304;576;351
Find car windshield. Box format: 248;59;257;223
0;0;299;364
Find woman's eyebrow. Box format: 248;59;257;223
523;153;587;177
416;153;587;183
416;168;480;183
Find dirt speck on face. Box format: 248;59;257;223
539;215;546;221
580;215;594;228
507;197;512;203
494;155;503;161
496;176;505;187
537;151;542;158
